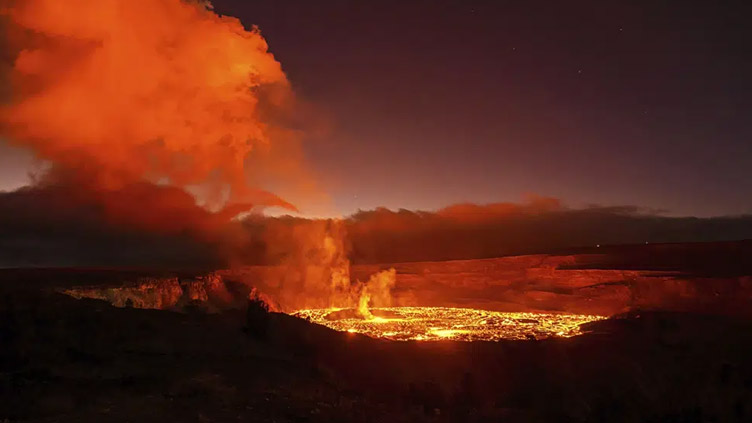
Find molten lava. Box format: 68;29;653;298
293;306;606;341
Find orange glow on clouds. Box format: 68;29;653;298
2;0;297;212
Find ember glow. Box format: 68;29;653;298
293;306;606;341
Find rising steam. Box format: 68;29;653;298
0;0;397;314
1;0;297;217
245;218;397;315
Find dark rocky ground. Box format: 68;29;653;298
2;242;752;422
3;289;752;422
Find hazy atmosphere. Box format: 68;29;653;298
2;1;752;422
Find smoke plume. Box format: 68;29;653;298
0;0;396;314
1;0;301;226
236;216;396;313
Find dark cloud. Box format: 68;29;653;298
2;188;752;268
343;199;752;264
0;183;226;269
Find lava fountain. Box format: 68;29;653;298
293;306;605;341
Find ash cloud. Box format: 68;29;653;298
0;0;312;220
342;198;752;264
0;0;320;268
2;190;752;268
234;196;752;266
0;182;228;269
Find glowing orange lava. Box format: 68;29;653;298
293;306;606;341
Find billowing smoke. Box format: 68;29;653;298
0;1;394;313
1;0;299;227
238;217;396;314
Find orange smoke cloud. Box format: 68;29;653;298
232;217;397;313
1;0;299;216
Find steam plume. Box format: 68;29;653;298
0;1;394;313
1;0;299;222
243;217;396;314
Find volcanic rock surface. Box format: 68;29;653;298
59;241;752;319
3;241;752;422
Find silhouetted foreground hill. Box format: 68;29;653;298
2;289;752;422
2;240;752;421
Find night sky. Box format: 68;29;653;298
3;0;751;217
